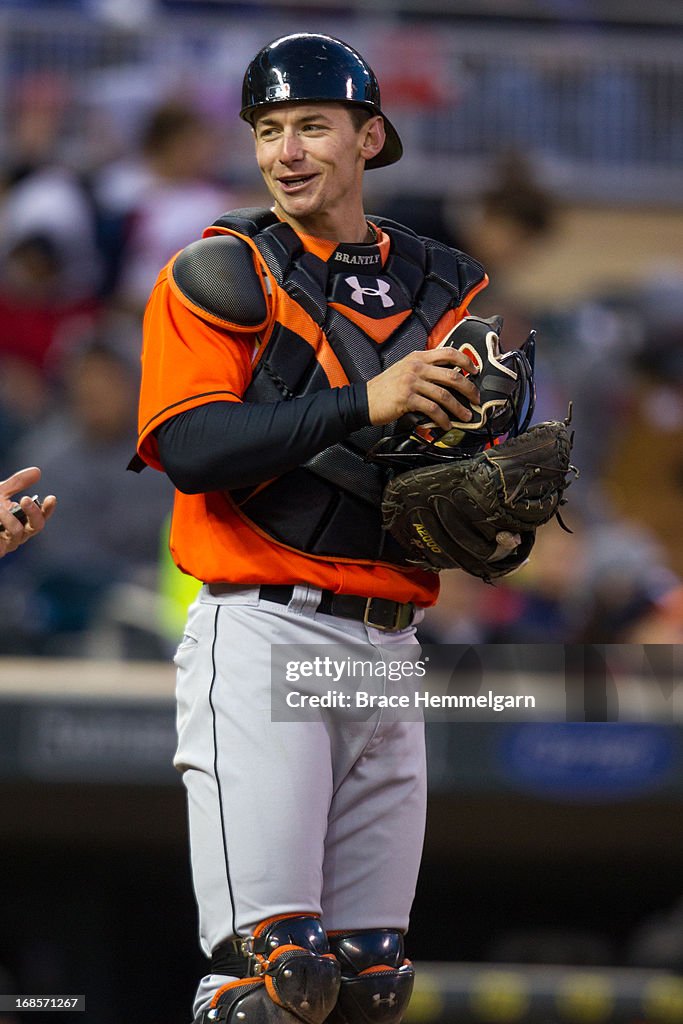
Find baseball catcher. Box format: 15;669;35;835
371;316;577;582
132;28;577;1024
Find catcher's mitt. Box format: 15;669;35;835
381;417;577;582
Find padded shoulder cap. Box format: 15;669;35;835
172;234;268;329
212;206;279;236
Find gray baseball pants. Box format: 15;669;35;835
173;583;427;1017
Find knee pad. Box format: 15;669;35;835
200;915;341;1024
326;930;415;1024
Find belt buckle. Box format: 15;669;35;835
363;597;408;632
239;936;265;976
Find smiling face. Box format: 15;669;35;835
252;102;385;242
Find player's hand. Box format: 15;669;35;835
366;347;480;431
0;467;56;557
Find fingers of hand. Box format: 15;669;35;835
19;495;47;533
407;386;471;431
431;364;480;406
407;363;479;428
0;496;46;545
430;347;479;376
0;504;25;550
489;531;522;562
0;466;41;499
368;350;480;427
405;394;454;433
41;495;57;522
412;347;478;374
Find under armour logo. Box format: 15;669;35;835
345;276;394;308
372;992;397;1008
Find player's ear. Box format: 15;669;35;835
359;115;385;164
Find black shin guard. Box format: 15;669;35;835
326;930;415;1024
200;915;341;1024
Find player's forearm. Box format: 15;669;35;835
156;385;370;493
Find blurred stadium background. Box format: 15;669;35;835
0;0;682;1021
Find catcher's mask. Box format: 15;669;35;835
240;33;403;170
369;315;537;466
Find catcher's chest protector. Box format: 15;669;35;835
215;208;486;565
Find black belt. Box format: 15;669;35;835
208;583;415;632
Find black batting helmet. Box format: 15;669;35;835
240;33;403;170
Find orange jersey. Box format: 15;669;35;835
136;220;488;606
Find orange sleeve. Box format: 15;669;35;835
136;264;258;471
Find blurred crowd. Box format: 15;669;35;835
0;63;682;658
0;82;243;657
378;157;683;649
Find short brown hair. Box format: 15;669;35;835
347;105;373;132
